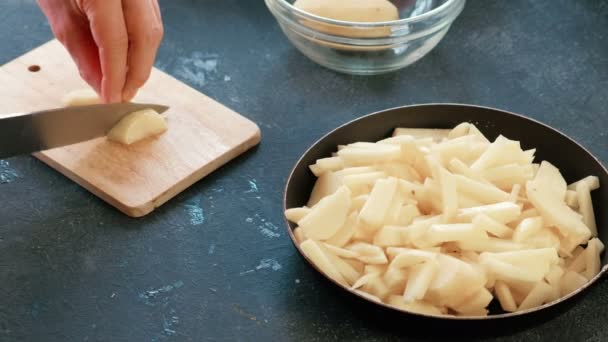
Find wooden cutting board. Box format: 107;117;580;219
0;40;261;217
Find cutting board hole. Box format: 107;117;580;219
28;65;41;72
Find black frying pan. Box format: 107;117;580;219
283;104;608;330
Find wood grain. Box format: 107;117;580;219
0;40;261;217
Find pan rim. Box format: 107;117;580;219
283;103;608;320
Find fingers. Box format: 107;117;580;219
37;0;102;93
122;0;164;101
80;0;128;103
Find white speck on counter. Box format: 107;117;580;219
224;75;231;82
0;160;20;184
175;52;219;87
240;258;282;275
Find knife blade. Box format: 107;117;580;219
0;102;169;158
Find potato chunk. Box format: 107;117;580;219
107;109;168;145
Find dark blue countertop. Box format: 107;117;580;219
1;0;607;341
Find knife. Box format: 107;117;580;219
0;102;169;158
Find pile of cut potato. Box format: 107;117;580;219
285;122;603;317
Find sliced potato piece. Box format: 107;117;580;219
107;109;168;145
494;280;517;312
426;254;486;308
439;168;458;221
472;214;513;239
325;212;357;247
453;287;493;315
470;136;524;171
583;238;601;280
307;172;341;207
456;202;522;224
359;177;398;229
567;176;600;191
285;207;311;223
576;181;597;237
448;122;471;139
517;281;553;311
403;260;438;302
299;186;351;240
373;225;407;247
309;156;345;176
342;171;387;194
321;245;362;285
565;190;579;209
425;223;487;247
383;267;409;294
62;88;101;106
338;144;401;165
526;180;591;244
387;295;445;315
347;242;388;264
454;174;511;204
559;270;588;297
512;217;543;243
392;128;450;141
293;227;306;243
388;248;437;269
458;237;526;253
300;239;347;286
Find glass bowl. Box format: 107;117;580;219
265;0;466;75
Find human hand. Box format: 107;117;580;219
37;0;164;103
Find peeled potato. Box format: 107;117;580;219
294;0;399;38
62;88;101;107
107;109;168;145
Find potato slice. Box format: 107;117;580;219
470;136;525;171
300;239;347;286
583;238;602;280
448;122;472;139
533;161;568;199
482;164;535;190
293;227;306;243
342;171;387;194
359;177;398;229
559;270;588;296
360;274;391;300
347;242;388;264
472;214;513;239
62;88;101;106
403;260;438;302
307;172;341;207
322;243;359;259
285;207;311;223
453;288;493;316
458;237;526;253
494;281;517;312
299;186;351;240
338;145;401;165
388;248;437;269
454;174;511;204
395;204;421;226
439;168;458;221
321;245;362;286
392;128;450;141
479;256;544;283
373;225;407;247
544;265;565;285
576;181;597;237
525;227;561;250
387;295;445;316
526;180;591;244
448;158;487;183
565;190;579;209
325;212;357;247
567;176;600;191
517;281;553;311
363;264;388;275
107;109;168;145
309;157;345;176
512;217;543;243
426;254;486;308
384;267;409;294
456;202;522;224
424;223;487;247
